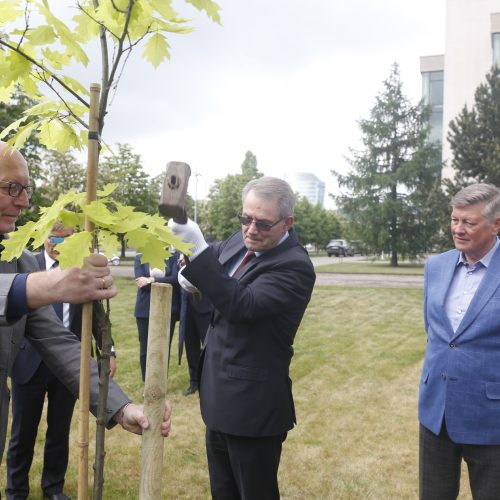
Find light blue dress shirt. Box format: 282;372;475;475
445;238;500;332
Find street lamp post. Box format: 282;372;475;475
194;172;201;223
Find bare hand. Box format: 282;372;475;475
116;401;172;437
135;276;152;288
26;253;116;308
109;356;117;378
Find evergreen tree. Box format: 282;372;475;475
334;64;441;266
448;66;500;186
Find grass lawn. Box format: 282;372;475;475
316;260;425;275
0;279;473;499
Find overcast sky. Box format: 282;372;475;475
71;0;446;208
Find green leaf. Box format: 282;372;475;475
82;200;119;227
59;209;84;229
38;119;81;152
60;75;90;96
56;231;92;269
185;0;222;23
97;184;117;198
126;228;171;269
97;230;120;257
11;121;39;151
1;221;36;262
0;1;24;26
143;33;170;68
26;25;56;45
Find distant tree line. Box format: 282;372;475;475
1;93;342;253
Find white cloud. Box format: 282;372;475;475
54;0;447;208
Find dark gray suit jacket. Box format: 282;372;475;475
182;228;316;437
0;250;129;462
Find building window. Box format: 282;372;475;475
422;70;443;145
493;32;500;66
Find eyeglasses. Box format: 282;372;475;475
238;213;284;232
48;236;65;244
0;180;35;199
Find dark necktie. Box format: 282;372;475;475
51;261;64;321
232;250;255;277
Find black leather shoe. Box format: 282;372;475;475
183;385;197;396
43;493;71;500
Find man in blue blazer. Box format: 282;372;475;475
6;223;117;500
134;252;180;381
170;177;316;499
419;183;500;499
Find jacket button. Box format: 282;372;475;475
449;343;455;348
441;373;447;380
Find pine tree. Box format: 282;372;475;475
334;64;442;265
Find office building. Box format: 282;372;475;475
421;0;500;178
285;172;325;207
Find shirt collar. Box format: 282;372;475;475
457;237;500;268
44;250;58;269
254;231;290;257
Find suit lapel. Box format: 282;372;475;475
435;251;460;311
454;245;500;337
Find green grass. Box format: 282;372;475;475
316;261;425;275
0;279;474;499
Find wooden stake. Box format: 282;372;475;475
140;283;172;500
78;82;100;500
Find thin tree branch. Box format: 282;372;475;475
0;38;90;108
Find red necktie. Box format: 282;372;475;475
232;250;255;277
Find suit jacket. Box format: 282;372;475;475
10;252;104;385
419;245;500;444
0;250;129;462
182;228;316;437
134;253;181;320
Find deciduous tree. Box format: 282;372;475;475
206;151;263;240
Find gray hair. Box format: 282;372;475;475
242;176;296;218
451;183;500;221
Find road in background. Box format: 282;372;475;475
111;254;423;288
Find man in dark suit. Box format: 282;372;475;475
178;286;213;396
134;252;180;381
170;176;316;499
0;142;171;493
6;223;117;500
419;183;500;499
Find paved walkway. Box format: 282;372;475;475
112;256;423;288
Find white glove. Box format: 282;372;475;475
168;218;208;259
150;267;165;278
178;266;199;293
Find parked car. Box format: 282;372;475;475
326;239;354;257
99;251;121;266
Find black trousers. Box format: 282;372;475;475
6;363;76;499
184;308;210;385
419;422;500;500
206;428;286;500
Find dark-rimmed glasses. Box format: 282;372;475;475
238;213;284;232
0;180;35;199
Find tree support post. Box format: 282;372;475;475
139;283;172;499
78;82;100;500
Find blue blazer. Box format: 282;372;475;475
134;253;180;320
419;245;500;444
